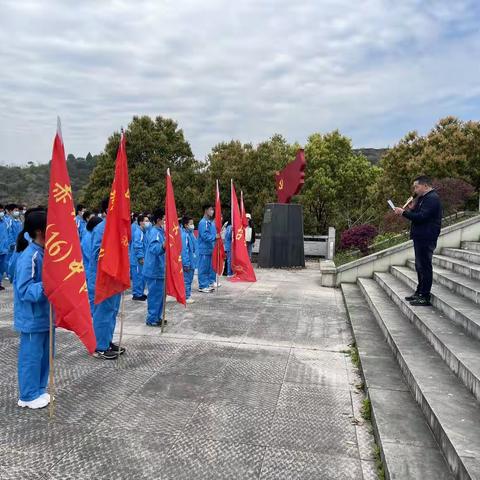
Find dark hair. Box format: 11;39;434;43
17;210;47;252
181;215;192;227
202;204;213;212
82;210;91;222
152;208;165;224
92;208;99;216
101;197;109;214
414;175;432;186
6;203;15;211
137;213;149;225
0;204;3;209
86;216;103;232
76;204;85;215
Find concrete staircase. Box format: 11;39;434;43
342;240;480;479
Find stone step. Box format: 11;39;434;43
433;255;480;282
341;283;454;480
443;248;480;265
357;277;480;479
461;242;480;253
374;271;480;402
406;260;480;305
391;266;480;342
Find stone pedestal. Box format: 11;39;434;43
258;203;305;268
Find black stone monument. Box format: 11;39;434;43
258;203;305;268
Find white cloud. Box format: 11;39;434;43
0;0;479;164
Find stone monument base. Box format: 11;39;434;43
258;203;305;268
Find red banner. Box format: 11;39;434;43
165;169;186;305
212;179;225;275
94;132;131;304
229;181;256;283
43;119;96;353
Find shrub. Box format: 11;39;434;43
432;178;475;215
340;224;378;254
380;210;409;234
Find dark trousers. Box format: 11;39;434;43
413;239;437;298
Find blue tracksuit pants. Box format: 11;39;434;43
0;254;6;285
184;268;194;299
18;331;54;402
226;251;232;276
198;254;215;289
145;277;164;325
93;294;121;351
131;263;145;297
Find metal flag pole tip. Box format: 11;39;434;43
56;116;63;142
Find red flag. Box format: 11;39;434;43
212;179;225;275
94;132;131;304
165;169;186;305
43;118;96;353
230;181;256;282
240;190;248;229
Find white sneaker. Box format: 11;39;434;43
209;283;221;288
198;288;214;293
18;396;50;409
40;393;51;402
186;298;195;304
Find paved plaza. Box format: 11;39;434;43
0;265;377;479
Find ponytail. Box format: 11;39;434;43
16;228;28;253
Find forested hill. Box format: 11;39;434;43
0;153;98;206
353;148;388;165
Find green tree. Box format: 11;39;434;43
299;131;381;234
82;115;203;215
379;116;480;205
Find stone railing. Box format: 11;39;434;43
320;214;480;287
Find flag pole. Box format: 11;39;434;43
48;304;55;419
116;291;125;368
161;262;167;333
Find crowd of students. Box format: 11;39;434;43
0;200;255;409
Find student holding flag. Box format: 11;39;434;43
130;214;149;301
143;208;166;326
14;210;51;409
92;131;131;359
197;204;218;293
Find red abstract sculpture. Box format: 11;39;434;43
275;149;306;203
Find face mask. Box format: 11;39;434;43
22;210;26;214
188;224;195;231
13;211;20;217
143;221;151;229
0;212;4;218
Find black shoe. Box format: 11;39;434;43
110;342;126;355
405;294;420;301
141;294;147;300
0;285;5;291
409;297;432;307
146;322;161;327
93;348;119;360
132;296;145;301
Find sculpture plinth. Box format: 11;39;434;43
258;149;306;268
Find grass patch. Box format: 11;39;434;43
361;398;371;421
373;444;386;480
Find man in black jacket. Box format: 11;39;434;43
394;175;442;306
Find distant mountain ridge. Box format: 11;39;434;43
0;153;98;206
353;148;388;165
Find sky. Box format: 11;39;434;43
1;0;479;165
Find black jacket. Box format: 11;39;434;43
403;190;442;241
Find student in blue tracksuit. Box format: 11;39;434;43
0;204;9;291
87;198;123;360
81;216;102;315
8;205;23;267
130;214;150;301
75;204;86;241
13;210;52;410
197;204;218;293
223;220;233;277
142;208;166;326
181;215;197;303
